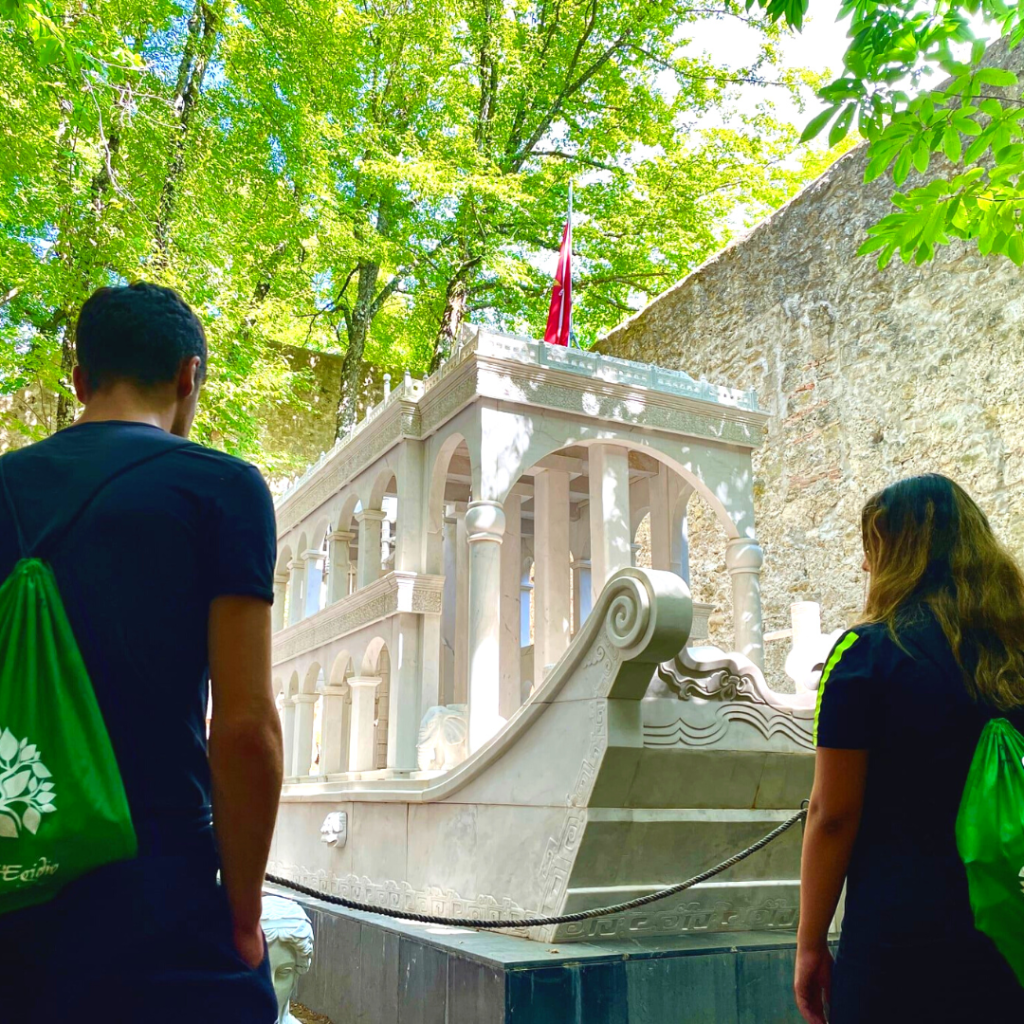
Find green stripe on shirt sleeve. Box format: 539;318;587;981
813;630;860;745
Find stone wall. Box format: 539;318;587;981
597;62;1024;677
260;347;344;488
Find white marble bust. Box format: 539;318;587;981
416;703;468;771
261;895;314;1024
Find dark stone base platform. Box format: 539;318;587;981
272;886;806;1023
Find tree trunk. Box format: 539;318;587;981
335;260;381;438
153;1;219;270
52;95;125;430
53;328;76;431
430;270;471;373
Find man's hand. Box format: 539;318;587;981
208;595;283;956
794;943;833;1024
234;923;268;970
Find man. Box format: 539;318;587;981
0;283;283;1021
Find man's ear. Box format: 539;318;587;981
177;356;202;400
72;365;91;404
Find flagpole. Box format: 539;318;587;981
566;180;575;348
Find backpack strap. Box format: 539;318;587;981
0;440;190;562
0;460;28;559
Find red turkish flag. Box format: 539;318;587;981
544;215;572;346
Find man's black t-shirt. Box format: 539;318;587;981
814;605;1024;950
0;421;276;858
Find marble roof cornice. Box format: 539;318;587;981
274;329;766;537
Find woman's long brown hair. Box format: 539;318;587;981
861;473;1024;710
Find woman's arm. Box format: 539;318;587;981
794;747;869;1024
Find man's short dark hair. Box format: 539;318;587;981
75;282;208;390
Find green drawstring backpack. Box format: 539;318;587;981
956;717;1024;985
0;447;182;914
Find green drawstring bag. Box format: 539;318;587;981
0;446;184;914
0;559;137;914
956;717;1024;986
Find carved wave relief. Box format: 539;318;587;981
644;645;814;751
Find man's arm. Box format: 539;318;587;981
208;594;284;968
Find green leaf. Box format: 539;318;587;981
952;113;983;136
801;104;841;143
877;243;899;269
857;233;894;256
893;148;913;185
913;142;931;174
976;68;1019;88
943;126;962;164
829;103;857;147
964;133;993;164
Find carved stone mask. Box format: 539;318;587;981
320;811;348;847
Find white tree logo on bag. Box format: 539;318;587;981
0;729;55;838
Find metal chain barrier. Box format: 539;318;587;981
265;807;806;930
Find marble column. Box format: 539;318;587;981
670;484;694;584
277;693;295;779
419;611;443;726
534;469;571;678
571;559;593;632
348;676;381;772
388;612;422;771
291;693;318;778
319;684;349;776
726;537;765;671
498;494;522;720
327;531;354;604
589;444;631;604
272;572;288;632
395;439;425;572
649;467;673;571
303;550;324;618
355;509;387;590
453;505;469;705
440;512;458;706
465;499;505;754
287;558;306;626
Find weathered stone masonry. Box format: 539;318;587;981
597;75;1024;675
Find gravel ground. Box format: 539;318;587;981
291;1004;334;1024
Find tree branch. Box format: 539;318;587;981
531;149;619;171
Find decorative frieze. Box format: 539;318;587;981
272;571;444;666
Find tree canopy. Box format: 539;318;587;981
754;0;1024;268
0;0;845;468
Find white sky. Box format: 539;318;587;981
681;0;851;132
683;0;995;132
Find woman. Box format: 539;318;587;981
795;474;1024;1023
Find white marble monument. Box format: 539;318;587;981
267;326;814;942
261;894;314;1024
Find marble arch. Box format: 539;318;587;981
271;326;765;778
426;432;472;575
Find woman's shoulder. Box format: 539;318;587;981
825;621;892;662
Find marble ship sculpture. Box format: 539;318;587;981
267;326;815;942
